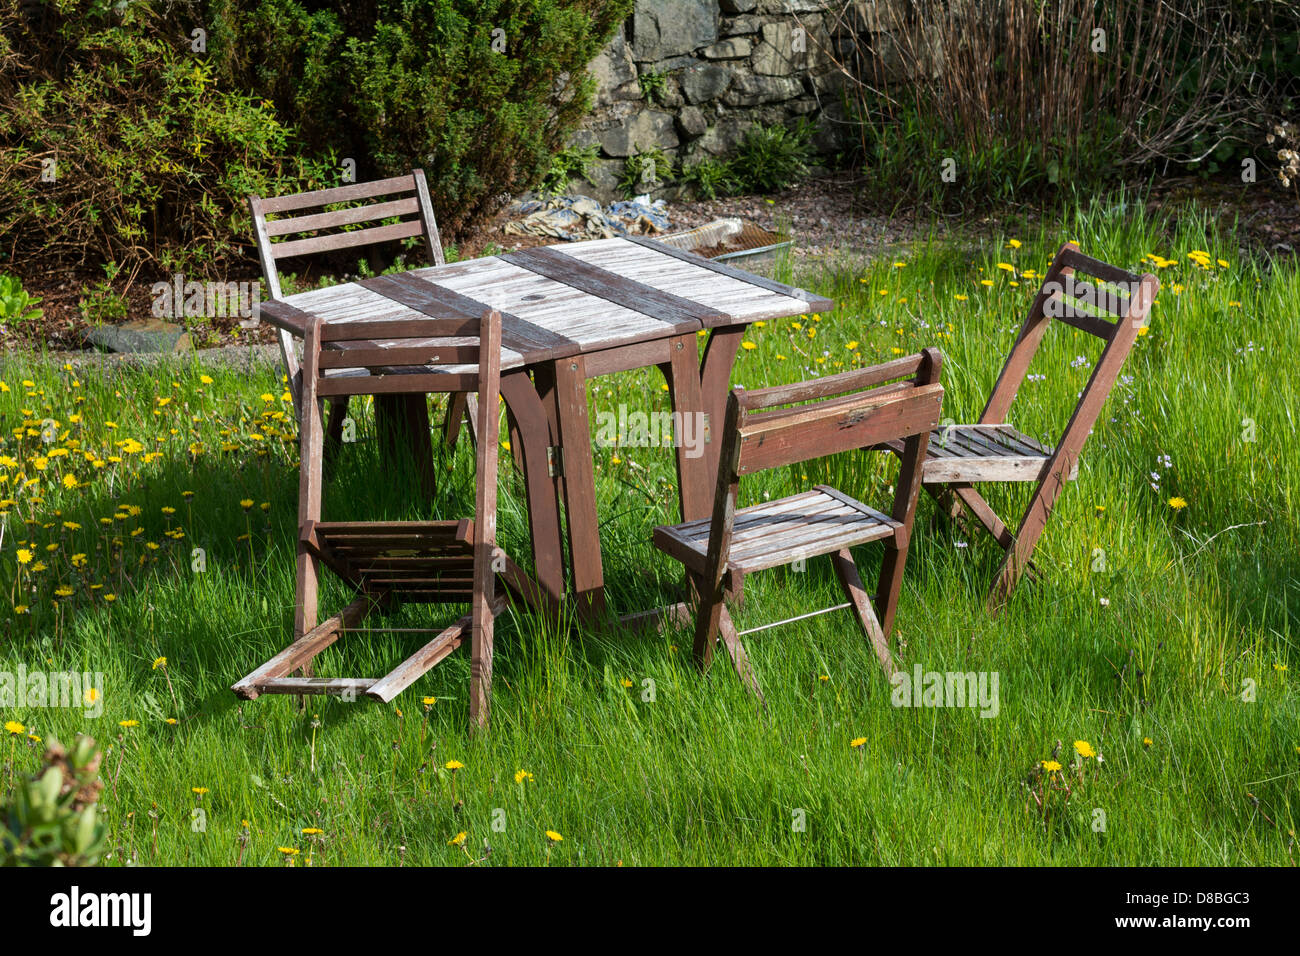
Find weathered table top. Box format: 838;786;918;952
258;236;834;370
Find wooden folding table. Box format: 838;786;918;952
259;237;834;620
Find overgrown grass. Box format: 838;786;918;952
1;196;1297;865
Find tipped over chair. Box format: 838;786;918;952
653;350;943;695
232;308;536;728
247;169;476;463
882;242;1158;608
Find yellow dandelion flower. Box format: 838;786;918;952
1041;760;1062;772
545;830;563;843
1074;740;1096;758
1168;496;1187;510
445;760;464;771
850;737;867;748
448;831;467;846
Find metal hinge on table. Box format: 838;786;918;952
547;445;563;478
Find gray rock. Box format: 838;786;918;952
697;116;753;155
631;0;719;61
676;105;709;138
720;0;757;12
589;32;639;106
598;109;681;157
681;62;733;104
752;20;822;76
572;159;624;204
722;73;802;106
702;37;753;59
85;319;191;354
722;15;761;36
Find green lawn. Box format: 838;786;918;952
1;196;1297;866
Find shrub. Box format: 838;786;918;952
730;120;816;194
0;272;42;325
0;0;338;273
618;146;674;198
539;143;602;197
0;0;632;272
824;0;1300;208
1;735;107;868
679;157;742;200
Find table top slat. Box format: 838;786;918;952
501;246;723;332
623;235;835;314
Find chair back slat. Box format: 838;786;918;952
269;220;426;260
317;344;480;369
981;242;1157;426
318;317;479;342
256;173;421;214
736;351;935;411
264;196;422;237
316;372;480;397
736;382;943;475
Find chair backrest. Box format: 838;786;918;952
247;170;445;407
725;348;944;478
980;242;1159;458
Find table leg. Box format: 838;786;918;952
374;394;435;502
551;356;605;620
662;334;710;523
699;327;745;499
498;371;566;605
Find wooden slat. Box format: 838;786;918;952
318;344;479;369
272;220;425;259
265;197;421;236
1044;292;1117;340
625;235;835;313
737;353;928;411
231;592;379;699
362;273;574;361
736;383;943;474
502;246;722;329
257;174;417;214
366;615;471;702
316;372;478;396
255;677;377;697
1059;247;1140;286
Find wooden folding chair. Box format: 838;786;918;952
653;350;943;694
247;169;476;459
884;242;1158;608
232;308;532;728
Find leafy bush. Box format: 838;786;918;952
0;273;42;325
618;146;674;198
0;0;632;272
1;735;107;867
539;143;601;197
214;0;632;236
730;120;816;194
0;0;338;273
678;157;742;200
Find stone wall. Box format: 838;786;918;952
567;1;908;201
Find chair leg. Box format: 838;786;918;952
987;470;1069;611
687;571;722;671
686;572;762;699
873;532;910;647
469;613;492;731
831;548;895;676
